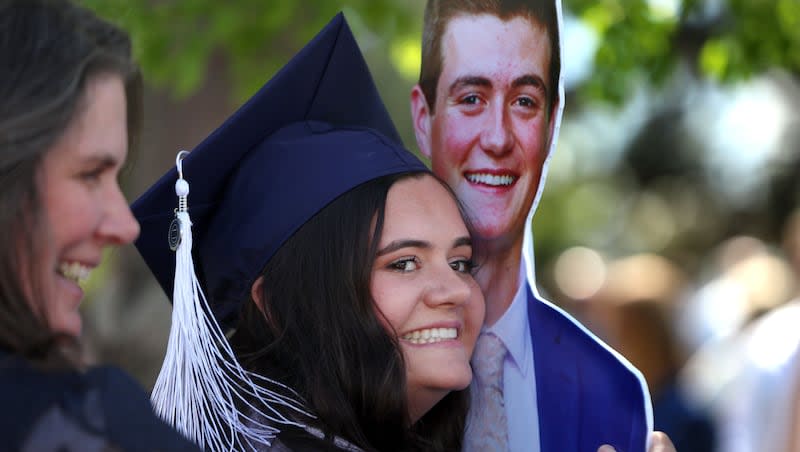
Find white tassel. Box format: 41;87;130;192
151;151;313;451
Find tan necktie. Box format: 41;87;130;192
464;332;510;451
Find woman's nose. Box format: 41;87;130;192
423;263;472;308
97;184;140;245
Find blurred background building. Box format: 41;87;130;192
79;1;800;450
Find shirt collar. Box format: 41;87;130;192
485;258;531;376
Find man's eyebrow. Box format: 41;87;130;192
512;74;547;97
376;239;430;256
448;75;492;97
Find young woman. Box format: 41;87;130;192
0;1;198;449
231;170;484;451
133;14;484;451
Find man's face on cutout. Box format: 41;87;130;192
414;13;555;247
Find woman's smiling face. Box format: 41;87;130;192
370;174;485;422
30;74;140;337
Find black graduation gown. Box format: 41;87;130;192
0;351;200;452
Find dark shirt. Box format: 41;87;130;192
653;382;717;452
0;351;200;452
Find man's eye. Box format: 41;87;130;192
390;258;419;272
515;96;536;108
461;94;480;105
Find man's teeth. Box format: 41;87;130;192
466;173;515;186
58;262;91;283
402;328;458;344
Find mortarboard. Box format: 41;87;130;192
131;13;428;450
133;12;427;328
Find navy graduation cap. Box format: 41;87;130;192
133;12;426;328
131;13;427;449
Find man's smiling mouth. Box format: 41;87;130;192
465;172;517;187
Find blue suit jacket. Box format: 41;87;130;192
527;286;650;452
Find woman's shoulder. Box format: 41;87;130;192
0;353;200;451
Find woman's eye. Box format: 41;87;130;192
450;259;475;274
390;258;419;272
79;168;103;185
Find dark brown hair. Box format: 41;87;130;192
231;171;473;451
0;0;141;366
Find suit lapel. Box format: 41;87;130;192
528;286;580;451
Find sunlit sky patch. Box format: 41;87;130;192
687;76;793;207
561;12;599;89
646;0;680;22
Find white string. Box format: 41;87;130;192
151;151;313;451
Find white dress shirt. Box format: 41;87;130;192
716;299;800;452
482;261;540;451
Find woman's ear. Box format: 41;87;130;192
250;276;267;316
250;275;281;335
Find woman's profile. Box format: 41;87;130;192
0;1;199;449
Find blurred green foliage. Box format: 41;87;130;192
83;0;799;104
82;0;423;100
568;0;800;103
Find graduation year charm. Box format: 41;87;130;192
168;215;182;251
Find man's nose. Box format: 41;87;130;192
479;102;514;156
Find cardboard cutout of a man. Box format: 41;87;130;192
411;1;653;450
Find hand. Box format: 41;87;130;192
597;431;676;452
